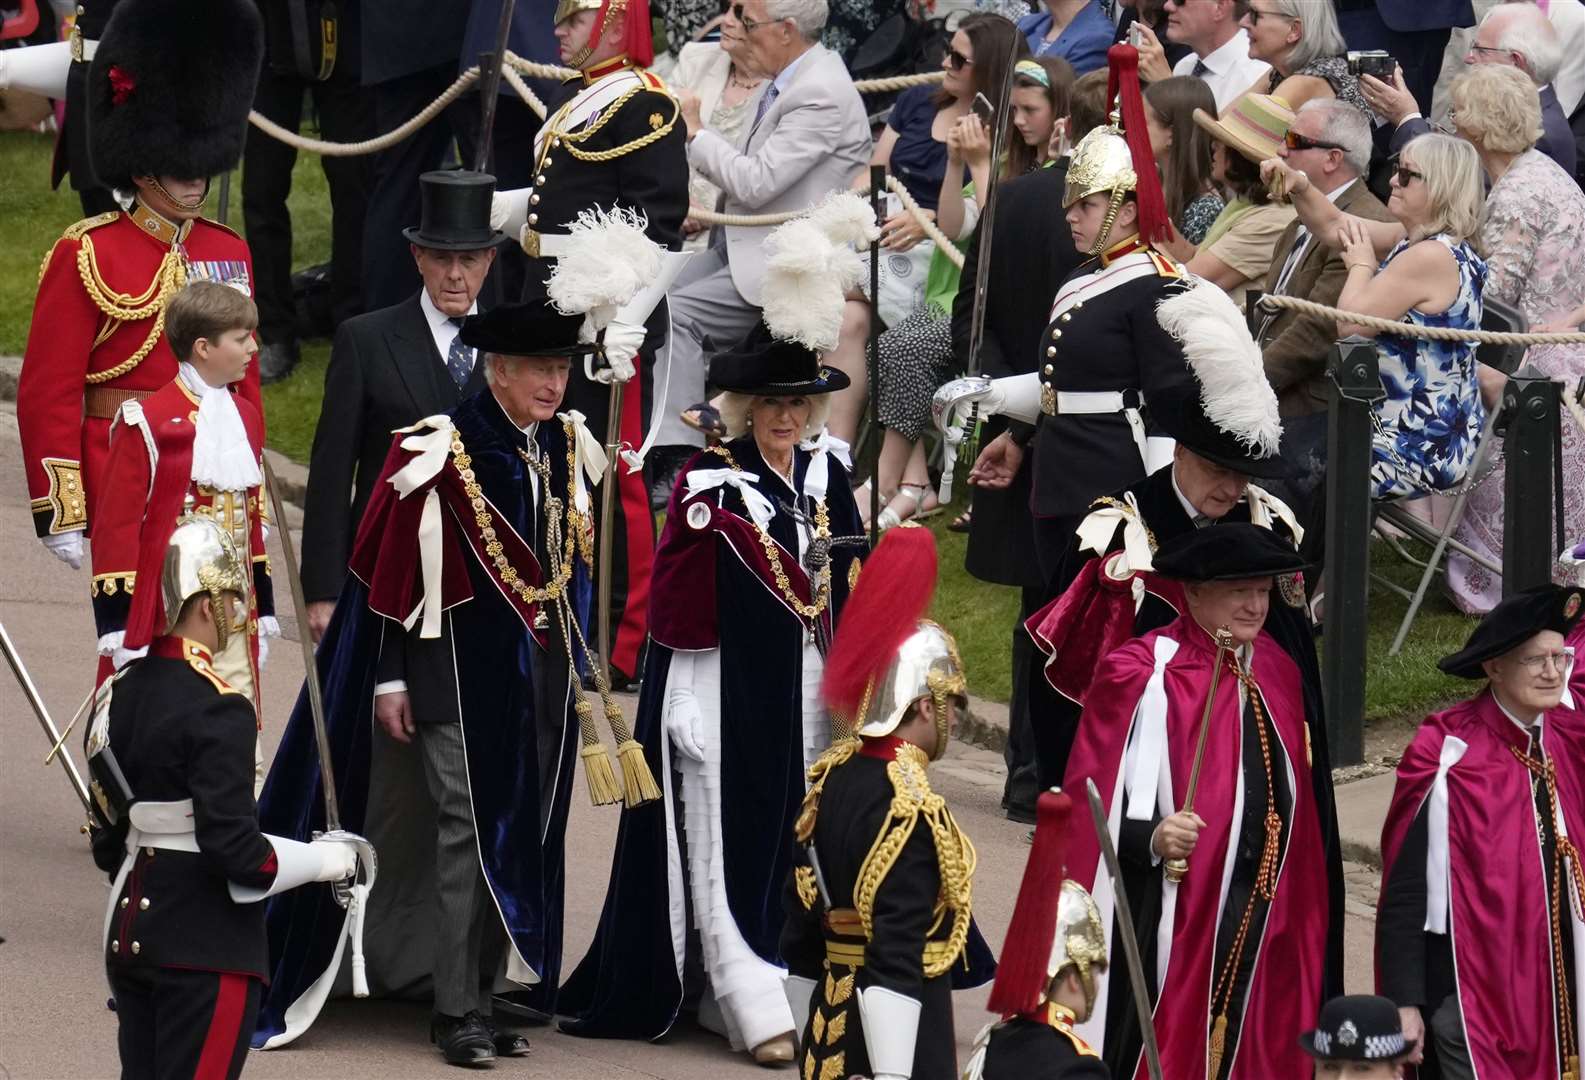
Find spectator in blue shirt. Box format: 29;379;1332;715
1017;0;1114;73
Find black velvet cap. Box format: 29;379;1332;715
1152;522;1307;581
1299;995;1408;1061
458;303;594;358
710;324;850;396
1437;584;1584;678
1150;379;1289;479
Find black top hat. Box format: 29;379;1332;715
404;171;509;251
1149;379;1288;479
459;303;595;358
1299;995;1408;1061
710;324;851;397
1153;522;1308;582
1437;584;1584;679
87;0;263;189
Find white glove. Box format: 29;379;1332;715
858;986;922;1080
112;645;149;670
584;319;645;385
229;834;358;902
491;188;530;236
665;689;706;762
42;531;84;569
256;616;280;670
311;838;360;882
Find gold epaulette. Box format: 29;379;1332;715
795;737;861;843
187;648;243;697
853;743;976;978
39;211;120;283
1147;250;1183;279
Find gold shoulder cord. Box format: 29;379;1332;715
795;737;863;843
853;744;976;977
548;84;681;164
702;445;832;619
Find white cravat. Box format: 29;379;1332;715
180;363;262;492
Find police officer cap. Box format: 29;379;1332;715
457;303;594;358
710;325;851;397
1299;995;1408;1061
1152;522;1307;582
1437;584;1584;679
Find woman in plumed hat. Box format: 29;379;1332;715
559;326;866;1063
1377;584;1585;1080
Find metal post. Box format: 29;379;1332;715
868;164;884;547
1500;368;1562;595
1322;339;1382;767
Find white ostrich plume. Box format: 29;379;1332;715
760;192;877;352
1156;280;1283;457
544;206;663;328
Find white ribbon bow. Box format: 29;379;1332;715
386;417;455;640
1077;491;1154;574
683;468;775;531
1247;483;1306;546
797;430;852;504
181;362;263;491
1424;735;1469;933
557;410;608;513
1124;635;1180;822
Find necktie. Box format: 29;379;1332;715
753;80;780;128
1191;59;1209;78
446;318;474;388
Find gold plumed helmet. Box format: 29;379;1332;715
1062;123;1136;210
553;0;602;25
1049;879;1109;1013
160;508;248;649
851;621;968;758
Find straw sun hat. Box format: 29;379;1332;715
1193;93;1294;163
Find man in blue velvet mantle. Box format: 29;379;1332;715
251;301;638;1066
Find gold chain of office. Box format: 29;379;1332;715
703;444;832;620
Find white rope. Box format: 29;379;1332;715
1256;293;1585;345
247;67;481;156
502;62;549;120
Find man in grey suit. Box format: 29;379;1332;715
656;0;871;445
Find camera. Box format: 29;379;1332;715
1346;50;1396;80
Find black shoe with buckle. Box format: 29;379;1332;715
484;1017;532;1057
431;1010;496;1067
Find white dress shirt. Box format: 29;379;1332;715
418;287;478;369
1173;28;1271;112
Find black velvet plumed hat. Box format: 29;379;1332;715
1438;584;1584;679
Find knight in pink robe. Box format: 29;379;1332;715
1062;523;1332;1079
1377;584;1585;1080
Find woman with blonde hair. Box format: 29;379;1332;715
1443;63;1585;611
1263;132;1486;498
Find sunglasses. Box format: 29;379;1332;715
1392;163;1424;186
1245;7;1296;22
946;47;974;71
730;3;782;32
1283;130;1343;153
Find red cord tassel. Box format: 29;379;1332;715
1106;44;1171;245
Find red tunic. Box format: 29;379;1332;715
18;206;261;538
1062;616;1329;1080
1378;636;1585;1080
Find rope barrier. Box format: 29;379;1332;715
246;53;943;155
1256;293;1585;345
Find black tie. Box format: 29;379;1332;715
1192;59;1209;78
446;317;473;388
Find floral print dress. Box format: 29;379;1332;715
1370;234;1486;499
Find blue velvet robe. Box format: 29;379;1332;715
251;392;587;1046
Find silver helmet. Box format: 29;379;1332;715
1048;879;1109;1014
160;509;248;648
852;620;967;760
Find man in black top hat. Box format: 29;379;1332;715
1300;995;1410;1078
1378;585;1585;1080
300;170;509;642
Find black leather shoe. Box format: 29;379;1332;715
257;340;299;385
431;1011;496;1067
485;1018;532;1057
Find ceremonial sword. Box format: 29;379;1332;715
938;30;1023;506
0;618;94;817
1085;778;1165;1080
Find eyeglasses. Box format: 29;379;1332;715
1283;130;1344;153
1246;7;1296;22
729;3;783;32
1391;164;1424;186
1467;44;1511;59
1515;651;1573;674
946;47;974;71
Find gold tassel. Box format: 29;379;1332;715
1208;1013;1228;1080
1564;1055;1577;1080
581;740;621;806
615;738;661;807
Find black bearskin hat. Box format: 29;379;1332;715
87;0;264;190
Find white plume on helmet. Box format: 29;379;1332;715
761;191;879;353
1156;280;1283;458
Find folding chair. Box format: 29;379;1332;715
1374;297;1528;655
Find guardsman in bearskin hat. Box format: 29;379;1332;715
87;508;368;1080
17;0;263;577
492;0;689;690
965;789;1109;1080
1378;585;1585;1080
1062;524;1333;1080
779;525;989;1080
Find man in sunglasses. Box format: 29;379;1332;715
1255;98;1390;523
1378;584;1585;1080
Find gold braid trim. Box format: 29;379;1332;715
73;229;189;384
703;444;832;619
546;84;680;164
796;737;862;843
854;743;975;978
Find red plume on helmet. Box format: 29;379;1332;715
821;525;938;722
1106;44;1170;245
985;789;1073;1017
593;0;655;67
123;434;203;649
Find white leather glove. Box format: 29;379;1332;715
664;651;706;762
229;835;358;902
584;319;645;385
42;531;84;569
491;187;530;236
256;616;280;670
311;838;360;882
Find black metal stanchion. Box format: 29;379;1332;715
1322;339;1383;767
868;164;885;548
1500;368;1562;595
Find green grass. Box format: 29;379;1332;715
3;128;1479;727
